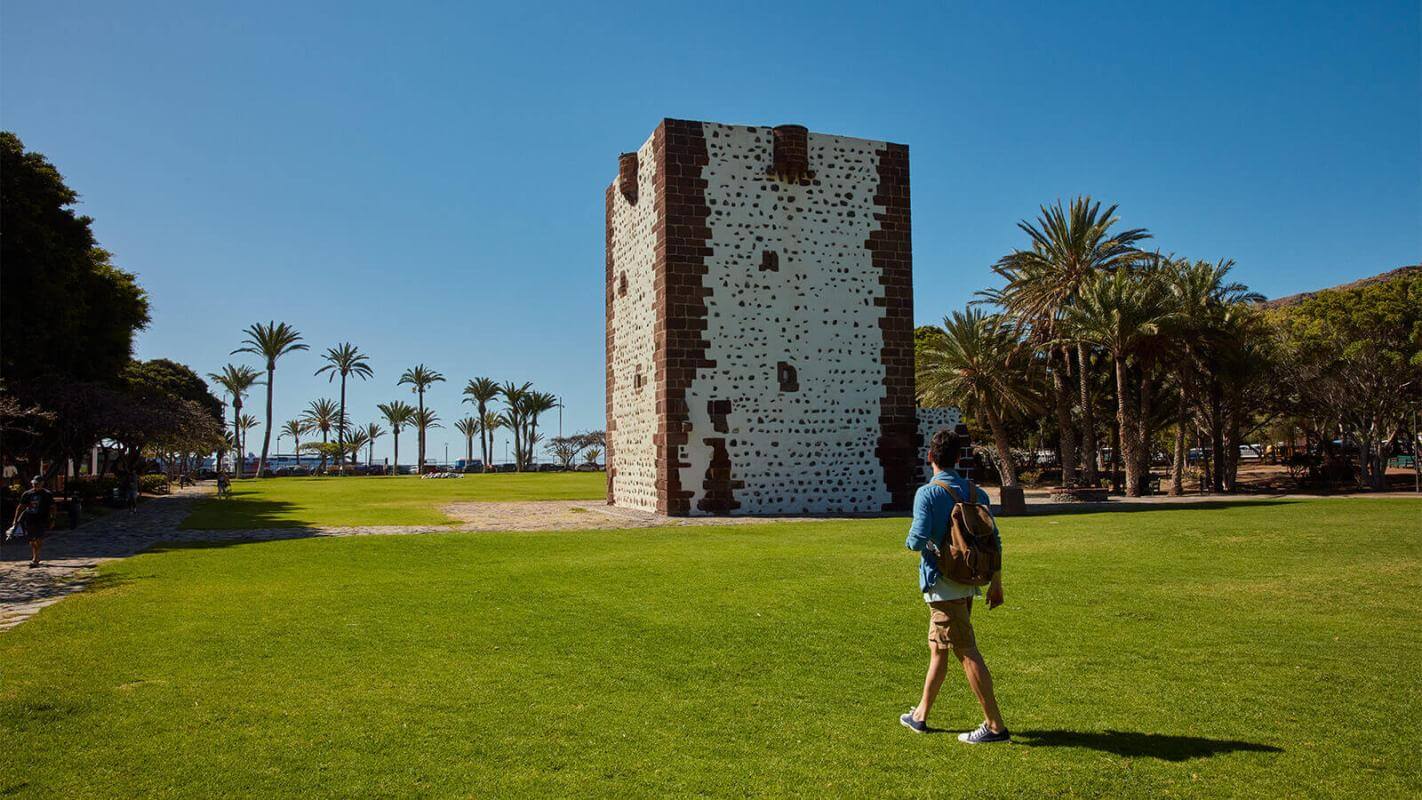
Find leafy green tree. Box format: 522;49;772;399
1275;271;1421;488
916;308;1038;487
315;343;373;471
207;364;263;478
0;132;150;387
462;377;501;472
991;197;1151;485
234;322;308;479
123;359;223;422
301;398;342;473
398;365;445;472
377;401;417;474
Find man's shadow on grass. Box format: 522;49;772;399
1013;729;1282;761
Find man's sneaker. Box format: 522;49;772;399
957;722;1010;744
899;709;928;734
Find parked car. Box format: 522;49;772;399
574;463;601;472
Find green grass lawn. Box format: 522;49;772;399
3;499;1419;798
180;473;608;529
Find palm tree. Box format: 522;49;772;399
917;308;1038;487
302;398;342;473
236;413;261;471
462;377;501;472
207;364;263;479
498;381;532;470
411;408;442;471
377;401;417;475
344;425;371;468
454;416;480;467
280;419;311;469
233;321;308;479
522;391;559;468
1062;268;1171;497
315;343;373;473
363;422;385;467
1165;258;1265;494
480;411;504;468
398;365;446;472
992;197;1151;485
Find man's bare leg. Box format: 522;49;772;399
912;646;949;723
956;647;1005;732
29;539;41;565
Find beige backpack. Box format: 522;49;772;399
931;480;1002;587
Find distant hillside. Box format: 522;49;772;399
1261;264;1421;308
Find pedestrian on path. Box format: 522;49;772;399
10;476;55;568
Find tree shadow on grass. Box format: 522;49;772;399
1020;499;1301;517
1014;729;1282;760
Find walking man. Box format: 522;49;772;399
900;428;1010;743
11;476;55;568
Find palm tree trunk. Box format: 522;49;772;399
320;429;328;473
258;364;274;478
1077;343;1099;486
1170;396;1187;496
232;402;243;479
1052;357;1079;486
295;436;302;470
511;417;523;472
1115;355;1141;497
1137;368;1154;493
985;403;1018;487
417;390;426;473
337;375;347;471
1209;379;1225;493
1109;414;1121;494
393;429;400;476
478;402;489;472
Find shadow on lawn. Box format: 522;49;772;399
1014;729;1282;760
1021;499;1300;517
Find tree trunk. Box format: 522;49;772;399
1137;368;1154;493
337;375;347;473
417;390;426;473
1078;343;1099;485
1109;410;1121;494
478;402;489;472
257;362;275;478
1052;357;1079;486
232;401;243;479
1209;380;1225;493
1170;393;1187;496
392;429;400;477
320;428;328;473
1115;356;1141;497
985;403;1018;487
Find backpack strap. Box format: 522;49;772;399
932;479;968;504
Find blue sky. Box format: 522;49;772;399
3;1;1418;464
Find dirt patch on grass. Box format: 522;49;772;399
442;501;841;531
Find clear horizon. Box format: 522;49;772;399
3;1;1418;463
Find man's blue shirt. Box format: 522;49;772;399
905;469;1001;594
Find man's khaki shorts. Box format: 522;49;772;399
927;598;977;653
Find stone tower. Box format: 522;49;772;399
605;119;923;516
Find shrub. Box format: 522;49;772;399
140;474;171;495
67;475;120;502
